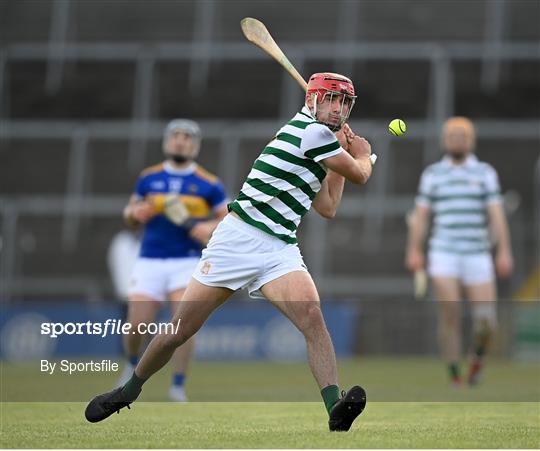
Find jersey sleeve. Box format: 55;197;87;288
301;123;344;162
207;180;228;210
134;175;148;200
483;164;502;204
415;168;434;208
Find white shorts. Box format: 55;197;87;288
192;214;308;299
428;250;494;286
128;257;200;302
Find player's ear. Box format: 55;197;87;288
306;93;318;116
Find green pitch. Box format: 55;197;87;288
2;401;539;448
1;357;539;448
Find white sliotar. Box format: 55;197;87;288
370;154;378;165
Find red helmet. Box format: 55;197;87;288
306;72;355;101
305;72;356;130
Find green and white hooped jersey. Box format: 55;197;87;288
228;106;343;244
416;155;502;254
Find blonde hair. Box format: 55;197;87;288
443;117;475;140
441;116;476;150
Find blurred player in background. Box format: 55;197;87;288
107;228;141;329
406;117;513;386
120;119;228;401
108;229;141;303
87;73;373;431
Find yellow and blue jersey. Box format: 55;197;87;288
135;161;227;258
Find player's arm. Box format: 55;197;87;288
487;202;513;278
188;204;228;245
484;165;513;278
123;194;157;227
311;171;345;219
405;204;431;272
405;168;435;272
312;125;370;218
189;179;229;244
322;125;372;185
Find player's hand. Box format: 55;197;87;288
335;129;349;150
341;123;356;144
406;248;425;273
335;124;356;151
495;249;513;279
189;221;215;245
131;201;157;224
338;124;372;159
347;135;372;159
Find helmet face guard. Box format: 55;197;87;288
306;73;357;131
311;90;356;132
162;119;202;161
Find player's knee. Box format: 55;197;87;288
440;303;460;326
472;302;497;332
298;304;326;335
160;320;199;350
160;330;188;350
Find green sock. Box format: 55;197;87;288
121;372;146;399
475;345;486;358
321;384;340;414
449;363;460;379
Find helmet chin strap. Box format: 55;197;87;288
325;121;342;132
310;93;318;117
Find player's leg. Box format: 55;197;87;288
118;294;160;386
260;271;365;431
465;281;497;385
429;251;464;385
85;278;232;423
433;277;463;383
168;288;194;401
120;257;167;384
432;277;463;385
164;257;200;401
130;278;231;384
463;253;497;385
464;282;497;385
261;271;336;390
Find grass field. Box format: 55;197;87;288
2;402;539;448
2;357;538;402
1;357;539;448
